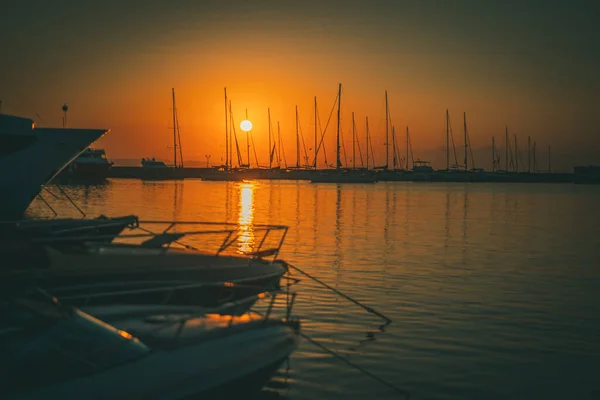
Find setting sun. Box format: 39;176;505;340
240;119;252;132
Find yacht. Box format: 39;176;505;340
54;148;113;183
13;221;291;312
1;289;299;399
0;113;108;220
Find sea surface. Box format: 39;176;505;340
28;179;600;399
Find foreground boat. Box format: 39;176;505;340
15;220;291;312
0;113;108;219
1;288;299;400
0;214;138;243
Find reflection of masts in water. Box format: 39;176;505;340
225;183;232;224
172;181;182;221
462;188;468;258
444;190;450;251
312;187;318;249
295;183;301;252
334;185;342;268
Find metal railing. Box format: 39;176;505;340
8;218;289;261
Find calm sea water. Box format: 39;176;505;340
28;180;600;400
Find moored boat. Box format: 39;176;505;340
54;148;113;183
1;288;299;400
0;113;108;219
14;220;291;312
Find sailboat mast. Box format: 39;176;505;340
392;126;396;170
366;116;369;170
296;105;300;168
172;88;177;167
352;112;356;170
405;126;409;171
514;134;519;172
463;112;467;172
528;136;531;173
533;141;537;172
224;88;228;169
548;145;551;173
336;83;342;170
245;109;250;168
314;96;317;169
277;121;281;168
492;136;496;172
446;109;450;171
505;126;509;172
268;108;272;169
385;90;389;169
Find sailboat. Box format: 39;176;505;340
310;84;377;184
141;88;184;181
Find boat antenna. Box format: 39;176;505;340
62;103;68;128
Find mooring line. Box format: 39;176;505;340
301;332;410;399
286;263;392;325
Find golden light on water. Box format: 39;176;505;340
237;181;256;253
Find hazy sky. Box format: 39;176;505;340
1;0;599;170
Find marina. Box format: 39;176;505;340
18;178;600;399
2;1;599;398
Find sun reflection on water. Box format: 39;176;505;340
237;181;256;254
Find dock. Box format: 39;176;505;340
107;166;576;183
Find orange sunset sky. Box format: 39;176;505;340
1;0;598;171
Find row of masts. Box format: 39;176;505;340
222;84;416;171
222;85;552;173
444;110;550;173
